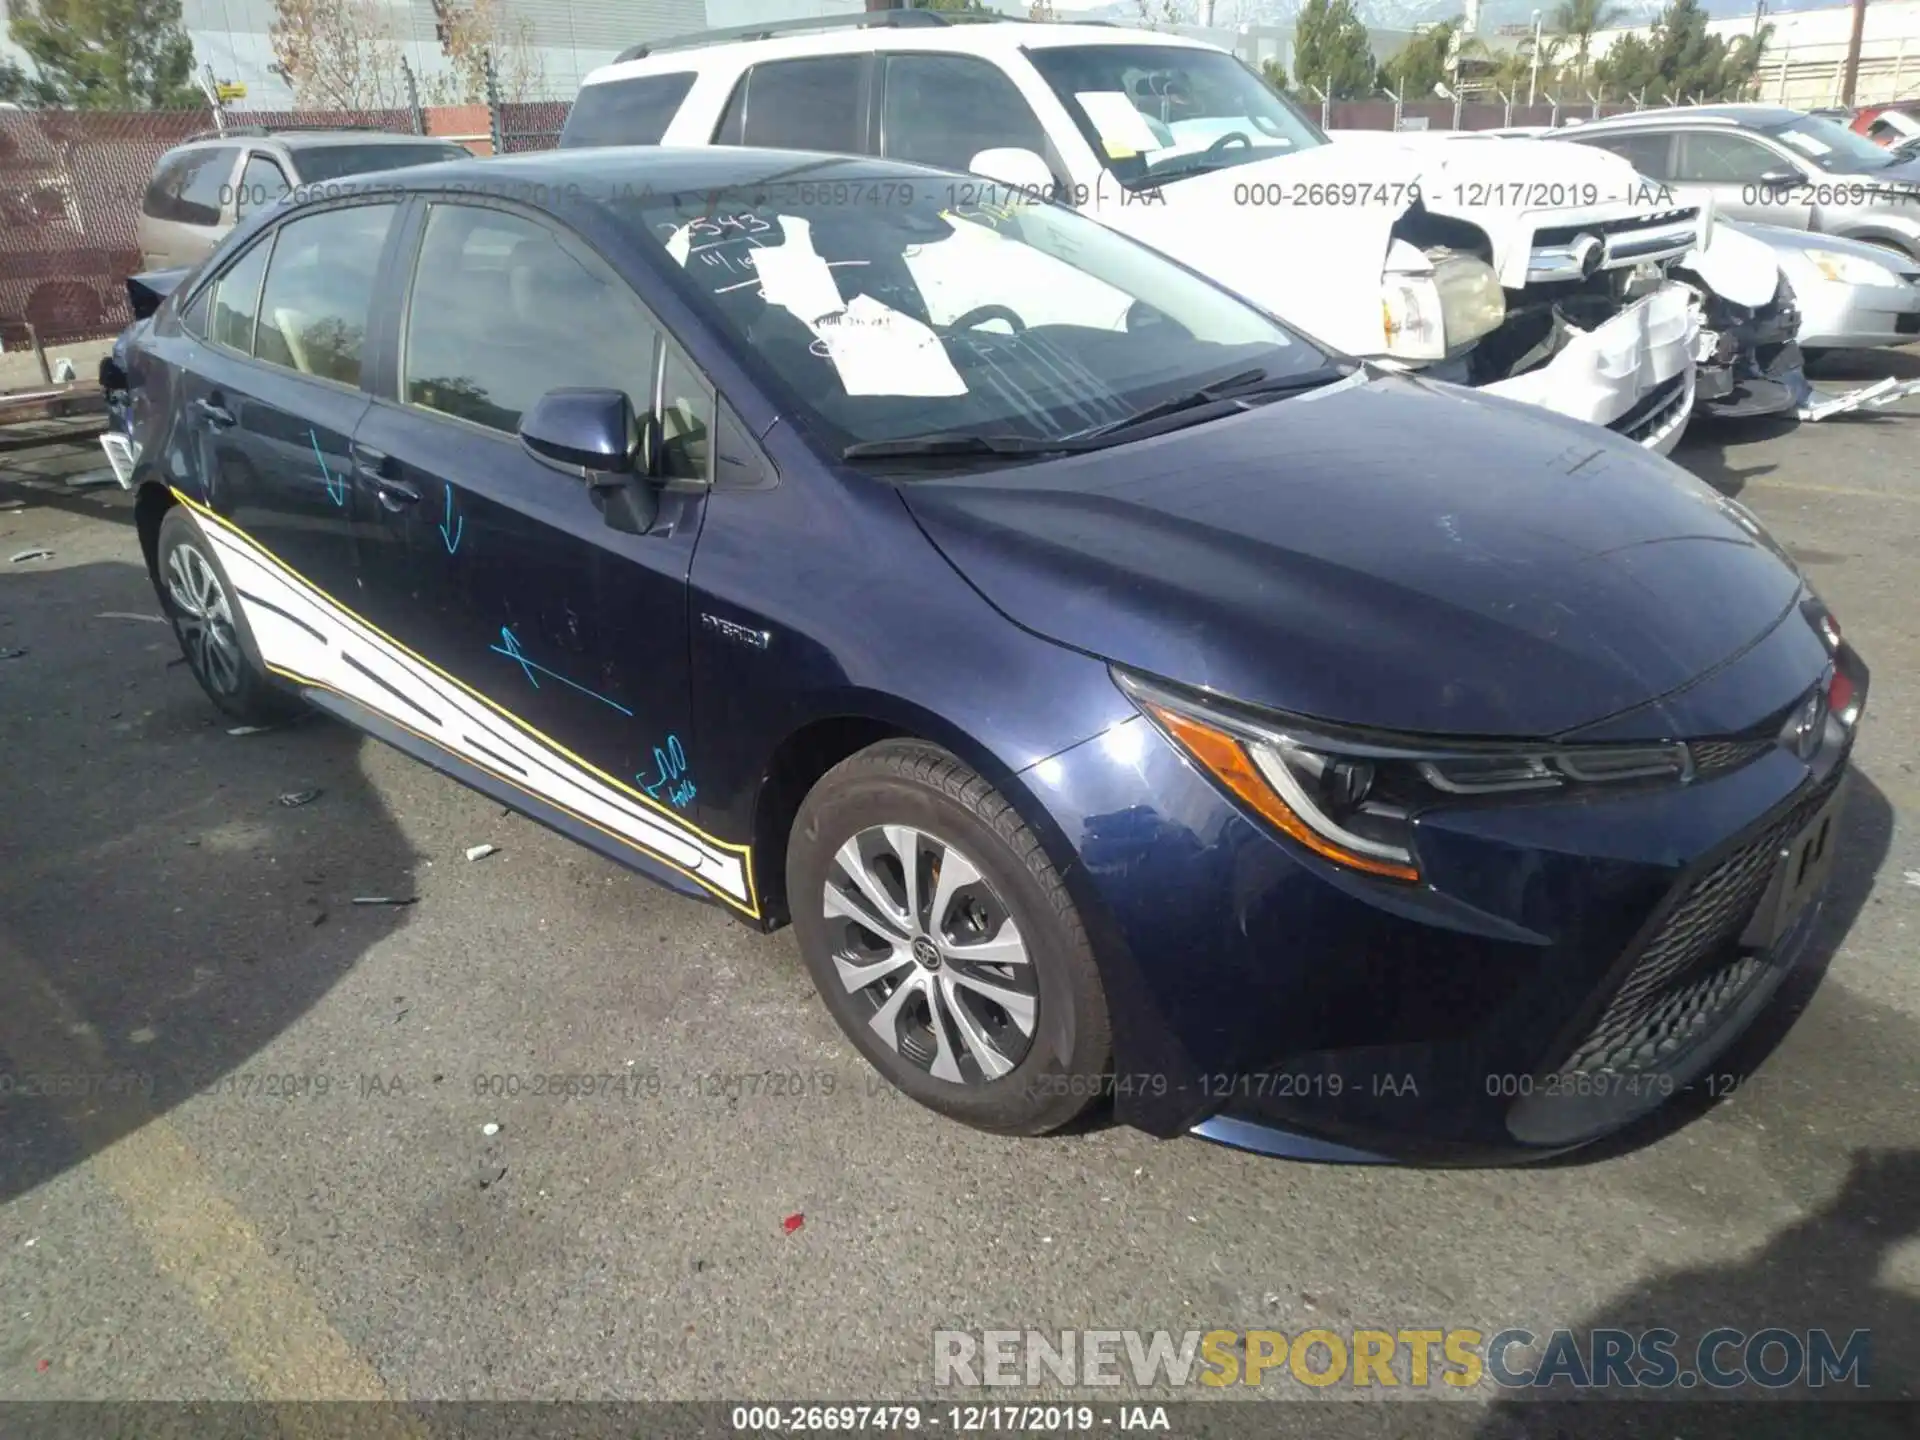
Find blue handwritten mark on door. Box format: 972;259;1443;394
639;734;696;809
309;430;346;507
439;486;464;554
488;625;633;716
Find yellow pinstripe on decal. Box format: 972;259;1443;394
171;487;761;918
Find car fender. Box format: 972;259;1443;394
1679;222;1783;308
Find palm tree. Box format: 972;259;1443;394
1554;0;1625;77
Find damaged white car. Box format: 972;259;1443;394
562;11;1707;451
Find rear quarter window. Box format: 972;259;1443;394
561;72;698;147
143;147;238;225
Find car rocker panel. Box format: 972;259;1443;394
177;490;759;913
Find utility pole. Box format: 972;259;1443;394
1841;0;1868;106
1529;8;1542;107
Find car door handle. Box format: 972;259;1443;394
194;397;235;428
351;446;420;509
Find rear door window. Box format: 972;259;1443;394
234;154;290;220
210;238;272;353
562;72;697;147
1577;130;1675;179
253;203;398;387
713;55;869;153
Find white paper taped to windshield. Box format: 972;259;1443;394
751;217;966;398
813;294;966;398
1075;92;1165;159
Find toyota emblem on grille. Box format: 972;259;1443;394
1784;681;1830;761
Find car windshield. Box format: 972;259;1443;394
1766;114;1901;173
620;176;1329;461
293;143;469;184
1027;44;1326;190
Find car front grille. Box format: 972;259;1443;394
1689;737;1775;777
1616;372;1692;444
1552;768;1842;1081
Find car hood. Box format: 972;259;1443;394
897;371;1803;739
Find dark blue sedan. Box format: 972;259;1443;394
102;147;1867;1161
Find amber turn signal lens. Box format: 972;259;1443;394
1148;704;1421;884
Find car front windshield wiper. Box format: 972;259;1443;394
1073;363;1352;442
839;365;1354;463
839;432;1102;462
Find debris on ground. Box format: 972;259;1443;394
464;843;498;862
95;612;167;625
9;549;53;563
0;647;25;660
782;1213;805;1234
482;1122;500;1136
479;1165;507;1191
276;789;321;808
351;896;418;907
226;725;272;736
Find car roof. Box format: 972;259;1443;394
275;144;938;204
1577;104;1803;131
168;130;466;153
581;17;1217;90
273;131;470;150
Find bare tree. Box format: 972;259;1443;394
424;0;545;104
269;0;408;111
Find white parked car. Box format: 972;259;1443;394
562;10;1709;452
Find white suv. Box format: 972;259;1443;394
563;9;1708;452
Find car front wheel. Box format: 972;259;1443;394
155;505;298;725
788;740;1112;1136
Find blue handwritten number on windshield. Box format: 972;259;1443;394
641;735;695;810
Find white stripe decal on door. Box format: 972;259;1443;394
184;498;756;913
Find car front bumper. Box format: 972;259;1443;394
1479;283;1698;455
1793;275;1920;350
1018;615;1866;1164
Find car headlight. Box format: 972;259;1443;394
1381;249;1506;362
1116;671;1694;884
1803;247;1907;288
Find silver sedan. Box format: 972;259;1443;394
1729;221;1920;353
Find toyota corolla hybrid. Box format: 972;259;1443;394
100;147;1866;1162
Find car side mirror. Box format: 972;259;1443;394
519;387;639;475
969;147;1060;199
520;387;661;535
1757;165;1806;189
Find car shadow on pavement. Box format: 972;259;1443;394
1467;1149;1919;1431
0;556;419;1207
1540;767;1895;1167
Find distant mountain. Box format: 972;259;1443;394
1075;0;1846;30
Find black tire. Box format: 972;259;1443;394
788;740;1112;1136
154;505;300;725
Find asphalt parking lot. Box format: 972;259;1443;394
0;360;1916;1421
